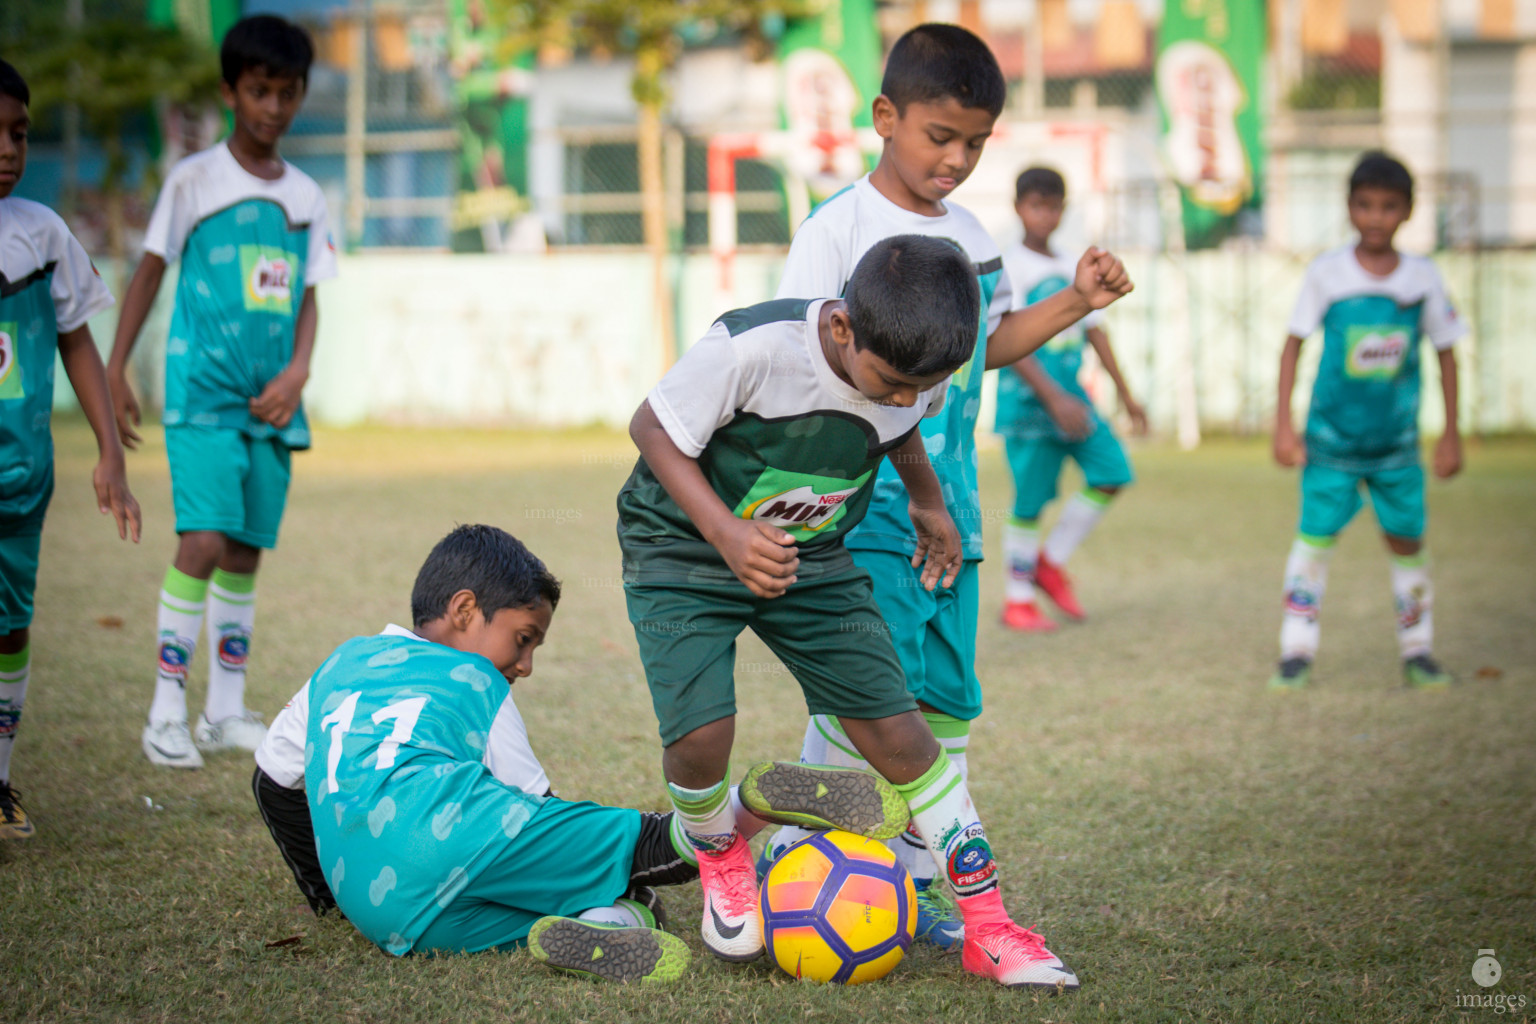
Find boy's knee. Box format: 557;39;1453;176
1384;534;1422;557
0;627;28;654
174;531;227;576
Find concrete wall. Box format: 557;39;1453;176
58;248;1536;436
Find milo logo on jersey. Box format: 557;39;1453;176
733;467;872;542
0;323;21;400
240;245;299;313
1344;326;1410;380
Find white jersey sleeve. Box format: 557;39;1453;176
253;679;312;789
141;158;197;265
775;212;852;300
302;184;339;286
47;212;114;332
483;695;551;795
646;322;750;457
1286;255;1332;339
1418;261;1467;350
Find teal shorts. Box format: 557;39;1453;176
624;567;916;746
1004;422;1134;521
165;427;292;549
1299;461;1425;540
411;797;641;955
850;549;980;721
0;507;47;634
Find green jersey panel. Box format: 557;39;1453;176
164;198;313;449
0;268;58;520
995;273;1094;439
618;409;909;583
1306;294;1425;471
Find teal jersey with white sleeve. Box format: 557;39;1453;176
0;197;114;520
775;176;1010;561
144;142;337;450
993;243;1104;439
304;629;543;956
1287;246;1465;472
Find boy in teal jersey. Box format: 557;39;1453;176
765;25;1132;952
1271;152;1465;691
621;233;1120;989
270;524;697;982
996;168;1147;633
108;16;339;768
0;61;141;839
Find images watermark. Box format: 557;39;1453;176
523;506;584;525
1453;949;1527;1015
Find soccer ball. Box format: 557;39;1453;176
758;829;917;984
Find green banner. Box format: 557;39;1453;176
1155;0;1266;249
776;0;881;202
447;0;532;252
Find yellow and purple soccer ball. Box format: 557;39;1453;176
758;829;917;984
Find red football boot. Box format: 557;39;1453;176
1032;555;1085;621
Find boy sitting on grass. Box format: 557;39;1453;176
252;524;736;983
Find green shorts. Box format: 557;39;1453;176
1004;422;1134;521
624;569;917;746
1299;461;1425;540
0;506;47;634
165;426;293;549
411;797;640;955
850;549;981;720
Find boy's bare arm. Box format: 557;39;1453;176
1012;354;1091;440
629;400;799;599
1434;347;1462;479
105;254;167;450
1085;325;1147;434
985;247;1133;369
887;428;961;591
59;324;142;542
1274;334;1306;467
251;285;318;428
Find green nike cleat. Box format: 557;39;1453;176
527;916;690;983
739;761;910;840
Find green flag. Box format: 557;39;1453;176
776;0;881;202
1155;0;1266;249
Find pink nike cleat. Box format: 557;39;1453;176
696;833;763;962
1001;600;1057;633
1033;555;1085;621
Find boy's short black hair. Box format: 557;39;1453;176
1349;151;1413;205
0;60;29;107
881;23;1006;117
221;15;315;89
1016;166;1065;201
845;234;979;378
411;524;561;627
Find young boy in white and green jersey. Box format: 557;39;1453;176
996;167;1147;633
1271;152;1465;691
107;16;338;768
622;233;1116;989
763;25;1132;954
0;60;141;839
251;525;703;983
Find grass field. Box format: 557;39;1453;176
5;419;1534;1023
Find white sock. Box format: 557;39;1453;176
150;567;208;724
0;645;30;783
1042;488;1112;566
204;569;256;723
894;712;974;884
894;750;999;899
667;775;737;855
1003;519;1040;603
730;785;767;840
1279;535;1333;661
1391;553;1433;659
577;899;650;927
